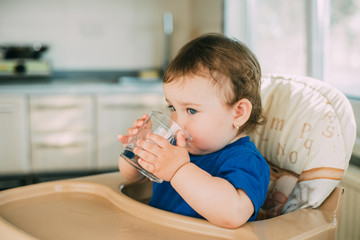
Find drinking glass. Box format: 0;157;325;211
120;111;192;183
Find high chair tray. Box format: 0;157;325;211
0;174;241;240
0;172;343;240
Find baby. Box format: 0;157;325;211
118;33;270;229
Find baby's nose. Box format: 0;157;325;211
173;114;186;128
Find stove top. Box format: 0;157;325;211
0;59;52;78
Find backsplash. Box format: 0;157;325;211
0;0;222;70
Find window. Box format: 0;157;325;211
256;0;306;75
224;0;360;97
328;0;360;97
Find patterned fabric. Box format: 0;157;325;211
250;74;356;219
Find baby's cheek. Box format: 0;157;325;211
192;135;218;153
186;124;221;152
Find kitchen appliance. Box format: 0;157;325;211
0;44;51;79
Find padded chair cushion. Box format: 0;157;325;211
250;74;356;219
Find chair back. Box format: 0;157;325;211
249;74;356;218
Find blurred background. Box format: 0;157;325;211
0;0;359;238
0;0;222;72
0;0;358;92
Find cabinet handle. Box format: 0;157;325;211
34;142;84;148
0;104;16;113
31;105;80;110
101;103;152;109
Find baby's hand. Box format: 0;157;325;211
134;131;190;182
117;113;149;146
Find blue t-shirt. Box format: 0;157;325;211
148;136;270;221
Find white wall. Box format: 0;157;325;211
0;0;222;70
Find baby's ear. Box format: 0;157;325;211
232;98;252;128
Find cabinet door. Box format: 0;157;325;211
0;96;29;174
97;94;168;169
30;95;93;132
31;133;94;172
30;95;95;172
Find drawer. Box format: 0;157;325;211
31;132;94;172
30;95;93;132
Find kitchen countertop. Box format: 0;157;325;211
0;76;164;95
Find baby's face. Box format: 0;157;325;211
163;75;239;155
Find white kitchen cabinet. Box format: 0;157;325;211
30;95;95;172
31;132;94;172
30;95;93;132
0;95;30;174
97;93;168;169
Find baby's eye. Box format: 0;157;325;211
168;105;176;111
187;108;197;114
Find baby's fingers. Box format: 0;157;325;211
118;114;149;146
117;134;129;145
126;127;139;136
138;158;155;173
132;114;149;128
176;131;187;148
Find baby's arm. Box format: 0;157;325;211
135;132;254;228
171;164;254;229
117;114;149;183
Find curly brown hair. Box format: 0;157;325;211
163;33;266;134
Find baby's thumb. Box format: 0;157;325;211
176;131;187;148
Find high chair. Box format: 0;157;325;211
0;74;356;240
